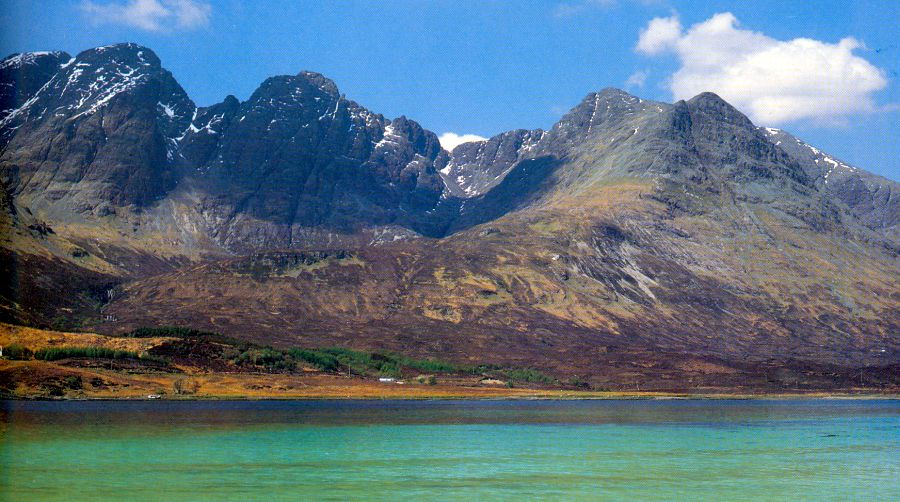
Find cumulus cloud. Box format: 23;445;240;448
636;12;888;125
438;132;488;152
625;70;648;88
635;16;681;54
80;0;211;32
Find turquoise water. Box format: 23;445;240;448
1;399;897;500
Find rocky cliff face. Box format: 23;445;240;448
0;44;194;213
440;129;545;197
184;71;446;249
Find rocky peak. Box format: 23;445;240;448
75;43;161;69
546;88;660;152
254;71;339;104
178;95;242;169
686;92;755;130
296;71;339;96
385;116;443;159
441;128;546;197
1;42;193;136
181;70;447;245
0;50;71;71
0;42;196;210
0;51;71;123
679;92;808;187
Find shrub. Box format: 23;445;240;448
3;344;32;360
64;375;83;390
287;349;340;372
398;356;458;373
416;375;437;385
137;353;169;365
127;326;201;338
568;376;590;389
230;347;296;372
50;316;82;332
124;326;248;348
173;378;199;395
502;368;555;384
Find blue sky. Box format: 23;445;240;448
1;0;897;180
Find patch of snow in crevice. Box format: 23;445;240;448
587;94;601;134
70;71;148;120
374;124;401;149
158;102;175;118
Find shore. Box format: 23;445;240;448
2;323;897;400
3;359;897;401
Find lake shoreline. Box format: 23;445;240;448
4;323;897;400
4;390;899;402
4;357;897;401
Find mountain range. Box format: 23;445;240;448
1;43;897;391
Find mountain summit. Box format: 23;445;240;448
1;44;897;391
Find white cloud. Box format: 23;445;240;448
636;12;889;125
80;0;211;32
625;70;648;88
438;132;487;152
635;16;681;55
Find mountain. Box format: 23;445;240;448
0;51;72;123
1;44;193;212
1;43;897;391
177;71;448;250
440;129;546;197
761;127;899;242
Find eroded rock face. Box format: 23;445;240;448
0;46;447;247
182;71;447;249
